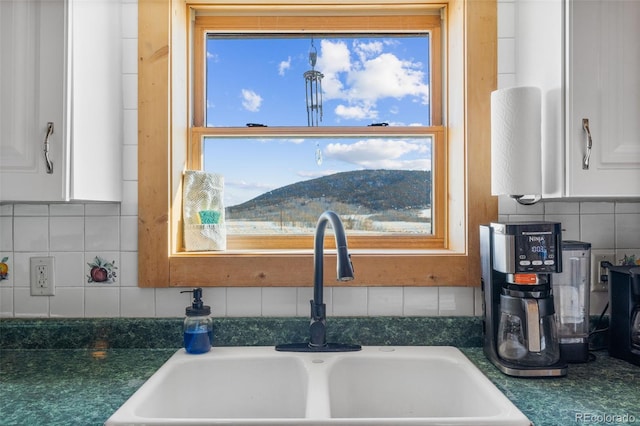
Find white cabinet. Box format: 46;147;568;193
514;0;640;198
565;0;640;197
0;0;66;201
0;0;122;202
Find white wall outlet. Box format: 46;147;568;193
590;252;615;292
30;256;55;296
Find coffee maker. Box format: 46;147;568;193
608;265;640;366
480;222;567;377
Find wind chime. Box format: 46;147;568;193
304;39;324;127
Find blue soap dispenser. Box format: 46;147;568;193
181;288;213;354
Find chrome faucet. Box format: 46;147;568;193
276;211;361;352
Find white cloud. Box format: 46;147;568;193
324;139;430;170
353;40;383;62
278;56;291;76
317;40;351;74
316;40;351;99
348;53;429;103
241;89;262;112
225;179;276;206
315;39;429;122
254;138;306;145
334;103;378;121
297;169;340;178
228;179;273;191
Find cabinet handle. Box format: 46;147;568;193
582;118;592;170
44;122;54;174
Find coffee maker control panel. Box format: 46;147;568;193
515;233;558;271
491;222;562;274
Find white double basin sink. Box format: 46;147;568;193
106;346;531;425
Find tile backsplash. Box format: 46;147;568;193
0;0;638;318
2;197;638;318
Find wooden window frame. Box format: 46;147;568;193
190;14;445;251
138;0;497;288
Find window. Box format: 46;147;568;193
191;14;444;250
203;136;435;237
138;0;497;288
201;35;435;127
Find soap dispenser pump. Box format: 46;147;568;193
181;288;213;354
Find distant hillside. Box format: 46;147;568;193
227;169;431;222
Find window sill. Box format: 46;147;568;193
172;248;465;256
164;249;471;288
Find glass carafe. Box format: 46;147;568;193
498;293;560;366
530;313;561;365
498;312;528;361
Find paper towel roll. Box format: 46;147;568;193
491;87;542;196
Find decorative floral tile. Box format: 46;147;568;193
619;253;640;266
0;255;10;282
86;255;118;284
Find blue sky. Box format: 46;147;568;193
203;35;432;207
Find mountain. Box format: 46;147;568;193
227;169;431;221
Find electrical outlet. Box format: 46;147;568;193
590;252;615;292
30;256;55;296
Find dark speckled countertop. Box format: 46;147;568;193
1;317;639;426
0;348;175;426
464;349;640;425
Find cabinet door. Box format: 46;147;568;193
67;0;122;202
566;0;640;197
0;0;67;201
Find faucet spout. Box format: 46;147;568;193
310;211;354;347
276;211;361;352
312;211;354;307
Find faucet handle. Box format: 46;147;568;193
310;300;326;321
309;300;327;347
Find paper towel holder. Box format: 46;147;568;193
490;86;543;206
510;194;542;205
